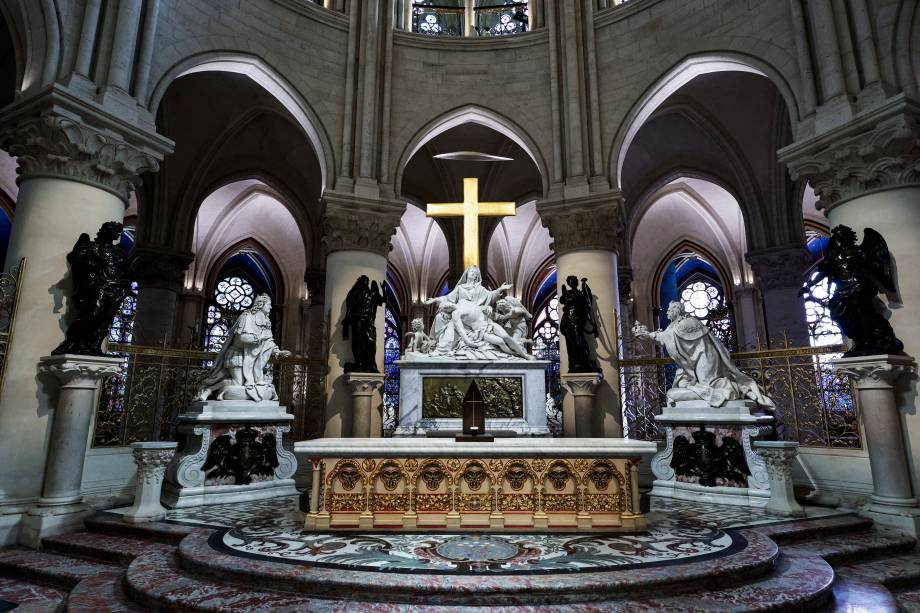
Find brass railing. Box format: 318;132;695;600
617;340;861;449
92;343;326;448
0;258;25;398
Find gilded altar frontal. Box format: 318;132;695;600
422;377;523;419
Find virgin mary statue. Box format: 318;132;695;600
420;265;533;360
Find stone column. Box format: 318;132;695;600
745;244;812;346
122;441;177;523
832;355;920;534
0;94;171;516
175;289;206;349
129;244;194;347
753;441;805;517
347;373;384;438
539;193;623;437
781;97;920;497
561;373;603;437
321;192;401;437
20;355;123;547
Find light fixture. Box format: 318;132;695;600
432;151;514;162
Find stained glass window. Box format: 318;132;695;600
412;1;463;36
204;275;255;353
802;271;842;347
108;282;138;344
474;1;528;36
531;296;561;436
383;305;401;436
678;277;735;349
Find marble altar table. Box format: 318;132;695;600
294;438;657;532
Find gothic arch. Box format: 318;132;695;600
204;237;286;305
147;53;335;191
651;239;735;310
0;0;59;92
609;53;801;189
393;105;549;197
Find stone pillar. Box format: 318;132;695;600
561;373;602;437
321;192;401;437
20;355;123;547
745;244;812;346
0;95;170;515
122;441;177;523
346;373;384;438
175;290;206;349
832;355;920;534
753;441;805;517
129;244;194;347
781;98;920;497
540;193;623;437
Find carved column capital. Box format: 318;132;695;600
780;96;920;213
345;372;384;396
745;244;812;291
321;191;403;258
38;354;123;389
753;442;798;480
129;245;194;292
0;87;173;201
130;442;177;485
537;192;623;256
831;354;916;390
561;372;604;397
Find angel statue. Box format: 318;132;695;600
494;297;533;347
198;294;291;402
404;317;433;354
559;276;600;373
53;221;132;356
800;225;903;357
418;265;534;361
633;301;775;412
342;275;385;372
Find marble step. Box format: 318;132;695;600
835;547;920;589
781;529;917;565
84;513;196;545
66;573;146;613
757;513;873;544
825;576;900;613
43;531;173;568
124;547;833;612
174;528;779;604
0;548;117;590
0;576;68;612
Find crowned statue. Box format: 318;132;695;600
406;265;534;361
633;301;774;411
198;294;291;402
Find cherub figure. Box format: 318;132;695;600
404;317;433;354
494;297;532;347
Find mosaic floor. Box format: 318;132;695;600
155;495;844;576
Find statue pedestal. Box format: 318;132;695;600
123;442;177;523
161;400;298;508
650;400;775;508
753;441;805;517
561;373;603;437
345;373;383;437
393;359;550;436
21;355;123;548
832;354;920;536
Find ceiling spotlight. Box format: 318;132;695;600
432;151;514;162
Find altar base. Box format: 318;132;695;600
162;401;298;508
295;437;656;532
650;401;774;508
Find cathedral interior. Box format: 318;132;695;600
0;0;919;611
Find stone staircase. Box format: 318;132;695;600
0;512;915;612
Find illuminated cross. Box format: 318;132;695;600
426;177;516;268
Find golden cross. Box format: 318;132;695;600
426;177;516;268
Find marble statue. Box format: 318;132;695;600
406;265;534;361
495;297;532;347
801;225;904;357
404;317;433;354
632;301;774;410
559;275;600;373
53;221;132;356
197;294;291;401
342;275;385;373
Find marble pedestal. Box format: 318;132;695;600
294;437;656;532
561;373;603;437
123;442;177;523
346;373;383;438
162;401;298;508
832;354;920;536
753;441;804;517
394;359;550;436
650;401;774;508
21;354;123;548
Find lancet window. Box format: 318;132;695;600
531;272;561;434
383;289;402;436
411;1;529;37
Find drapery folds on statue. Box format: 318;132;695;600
343;275;385;373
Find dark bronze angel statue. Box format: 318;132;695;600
559;275;601;373
802;225;903;357
342;275;385;373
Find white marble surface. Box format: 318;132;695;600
294;437;657;457
395;359;550;436
181;400;294;422
656;400;774;425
